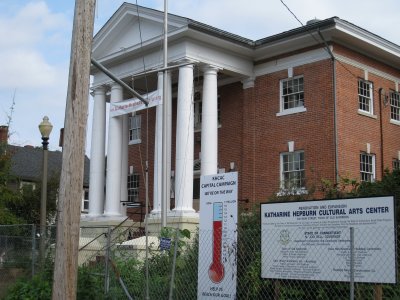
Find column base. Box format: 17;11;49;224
145;213;199;235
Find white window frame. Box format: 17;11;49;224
358;79;374;115
81;189;89;212
390;91;400;123
277;75;306;116
20;181;36;191
393;159;400;170
360;152;375;182
280;150;306;192
127;173;140;203
194;91;221;131
129;114;141;144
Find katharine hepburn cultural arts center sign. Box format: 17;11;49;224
261;196;396;283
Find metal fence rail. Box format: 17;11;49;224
0;223;399;299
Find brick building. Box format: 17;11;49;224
86;4;400;224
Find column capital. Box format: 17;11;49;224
180;63;194;70
242;76;255;89
90;85;107;97
201;64;220;74
110;82;123;91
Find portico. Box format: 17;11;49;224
83;3;253;226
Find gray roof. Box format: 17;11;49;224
7;145;90;186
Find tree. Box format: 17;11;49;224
0;144;59;225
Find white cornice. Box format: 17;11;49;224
335;53;400;83
254;48;331;77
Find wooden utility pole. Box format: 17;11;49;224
52;0;96;299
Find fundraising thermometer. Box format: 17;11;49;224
208;202;225;283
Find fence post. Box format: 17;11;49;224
31;225;36;277
104;227;112;294
350;227;354;300
374;285;383;300
168;228;179;300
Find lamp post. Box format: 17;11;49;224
38;116;53;268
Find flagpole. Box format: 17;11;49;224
161;0;168;227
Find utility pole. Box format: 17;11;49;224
52;1;96;299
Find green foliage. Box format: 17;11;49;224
0;143;59;225
4;259;105;300
0;146;22;225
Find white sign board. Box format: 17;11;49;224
261;196;396;283
198;172;238;299
109;90;161;117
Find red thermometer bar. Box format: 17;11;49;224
208;202;225;283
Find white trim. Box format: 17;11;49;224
276;107;307;116
280;150;305;191
255;48;330;77
364;70;368;81
390;119;400;126
129;139;142;145
360;152;376;182
357;109;377;119
288;141;294;153
288;67;293;78
278;75;306;116
335;54;400;83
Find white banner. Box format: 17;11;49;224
109;90;161;117
261;196;396;283
198;172;238;299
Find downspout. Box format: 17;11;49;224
318;31;339;183
333;58;339;183
378;88;385;178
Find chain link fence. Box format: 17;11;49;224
1;223;399;299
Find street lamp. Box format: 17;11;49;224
38;116;53;268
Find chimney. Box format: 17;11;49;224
0;126;8;144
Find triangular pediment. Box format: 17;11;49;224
93;3;189;60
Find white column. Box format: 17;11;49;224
201;66;219;176
173;65;195;214
88;86;106;217
120;114;129;216
104;83;123;217
151;72;164;214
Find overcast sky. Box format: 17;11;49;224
1;0;399;155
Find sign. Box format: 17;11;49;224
109;90;161;117
160;237;171;251
261;196;396;283
198;172;238;299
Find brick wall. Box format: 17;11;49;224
127;46;400;215
0;126;8;144
335;44;400;181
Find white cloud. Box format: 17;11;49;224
0;49;58;88
0;1;70;88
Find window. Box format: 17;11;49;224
127;173;140;203
194;92;221;130
82;189;89;212
393;159;400;170
278;76;305;115
360;152;375;182
129;114;141;144
280;151;305;190
390;91;400;122
358;79;373;114
20;181;36;192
